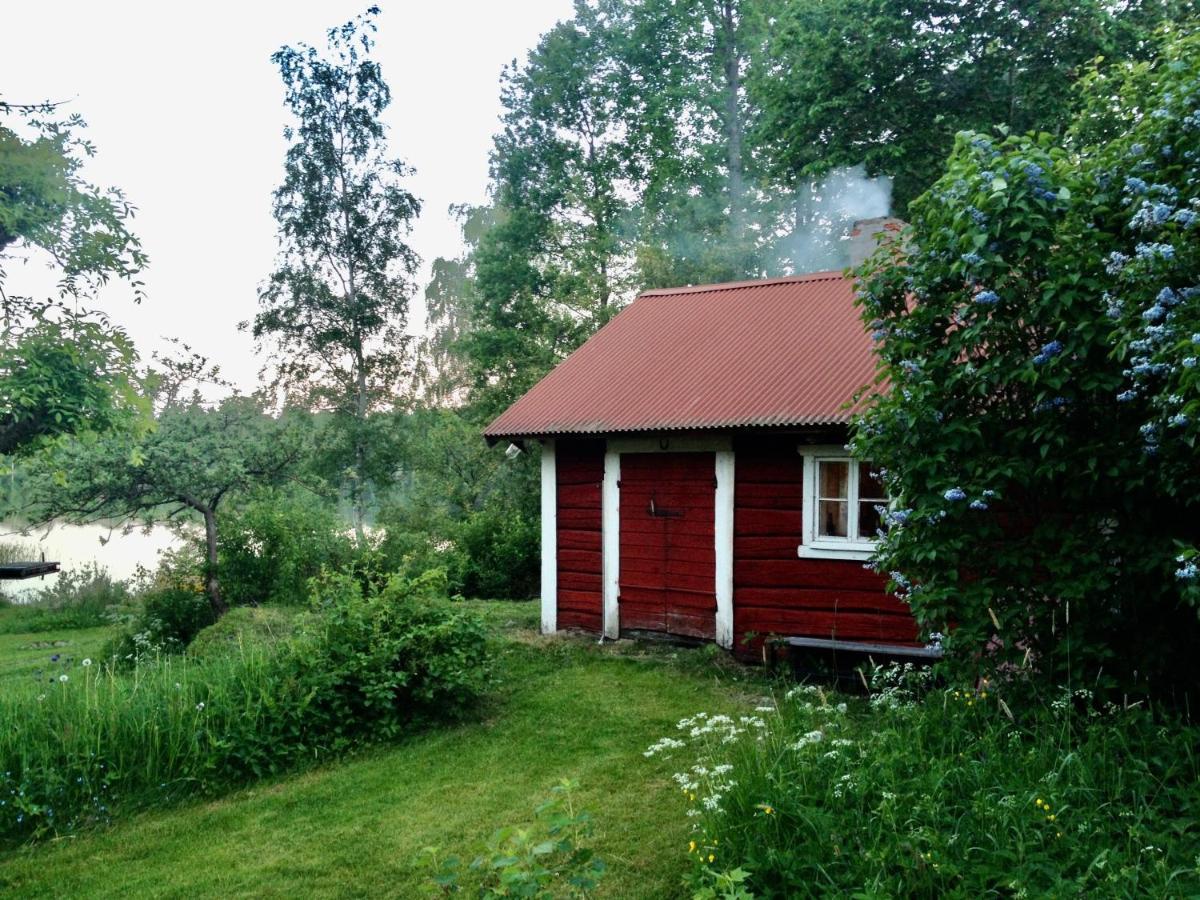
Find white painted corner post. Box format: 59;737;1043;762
540;439;557;635
714;450;735;649
601;445;621;639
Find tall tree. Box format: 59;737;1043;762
748;0;1190;217
252;6;420;540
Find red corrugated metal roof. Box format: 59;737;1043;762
484;271;880;440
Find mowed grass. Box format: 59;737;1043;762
0;600;766;898
0;625;112;683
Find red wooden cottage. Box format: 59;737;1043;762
484;219;928;660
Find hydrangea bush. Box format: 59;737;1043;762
853;27;1200;698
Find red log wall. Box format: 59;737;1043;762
732;437;917;660
555;439;605;632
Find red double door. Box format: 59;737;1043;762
618;452;716;640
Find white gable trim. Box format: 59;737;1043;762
602;447;621;639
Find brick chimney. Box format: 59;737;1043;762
846;216;906;269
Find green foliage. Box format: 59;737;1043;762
216;487;354;607
102;584;217;665
0;562;128;634
649;672;1200;897
377;408;539;599
423;779;605;898
26;396;309;617
185;605;298;661
853;26;1200;698
253;6;420;537
0;574;492;843
0;103;148;457
0;312;144;457
295;568;490;743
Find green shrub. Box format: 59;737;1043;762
853;27;1200;699
102;585;217;665
217;488;354;606
0;568;493;843
0;562;129;634
291;568;491;746
647;669;1200;898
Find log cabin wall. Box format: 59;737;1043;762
732;436;918;660
555;439;605;632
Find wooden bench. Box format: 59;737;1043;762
772;635;943;660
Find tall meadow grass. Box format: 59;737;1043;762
650;667;1200;897
0;644;285;839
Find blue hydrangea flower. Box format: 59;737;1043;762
974;290;999;305
961;252;984;267
1116;390;1138;402
1105;252;1130;275
1183;357;1197;368
1169;414;1190;428
1032;340;1064;365
943;487;966;502
969;499;989;511
1136;242;1176;261
1173;209;1198;228
1176;562;1199;581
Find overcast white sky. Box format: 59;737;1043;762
1;1;573;389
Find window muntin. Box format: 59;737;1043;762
801;452;886;559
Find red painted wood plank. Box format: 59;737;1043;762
733;586;910;615
735;508;801;536
558;549;602;572
622;532;714;553
621;518;715;538
666;609;716;639
558;572;601;593
557;507;601;530
557;484;602;509
558;609;602;632
734;607;919;642
734;536;802;559
558;589;601;611
735;559;884;591
621;572;714;595
558;529;601;552
735;480;803;500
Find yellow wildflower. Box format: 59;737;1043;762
708;854;715;863
689;841;696;853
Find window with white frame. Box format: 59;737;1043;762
798;447;886;559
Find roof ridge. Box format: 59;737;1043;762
638;270;848;298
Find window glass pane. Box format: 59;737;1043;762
819;500;849;537
858;501;882;540
818;460;849;500
858;462;885;502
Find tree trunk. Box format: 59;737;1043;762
201;507;228;618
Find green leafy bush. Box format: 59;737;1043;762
292;568;490;746
423;779;605;898
102;585;217;665
216;488;354;606
0;569;492;843
186;605;299;660
853;26;1200;697
0;562;128;634
646;672;1200;897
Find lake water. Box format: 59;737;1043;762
1;521;182;599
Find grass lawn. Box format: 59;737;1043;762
0;600;768;898
0;625;112;684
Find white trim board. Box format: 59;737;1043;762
540;439;557;634
602;448;621;639
714;450;735;649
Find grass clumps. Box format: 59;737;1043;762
0;562;128;634
0;569;491;843
649;666;1200;897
